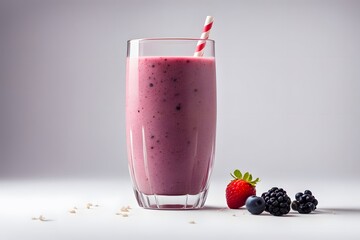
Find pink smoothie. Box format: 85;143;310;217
126;56;216;195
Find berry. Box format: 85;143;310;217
291;190;318;214
298;203;312;214
295;192;303;201
226;170;260;209
304;190;312;195
291;201;299;211
246;196;266;215
261;187;291;216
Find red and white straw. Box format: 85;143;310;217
194;16;214;57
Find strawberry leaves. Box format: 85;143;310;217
243;172;249;181
250;178;260;186
231;169;242;179
230;169;260;187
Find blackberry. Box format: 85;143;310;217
261;187;291;216
291;190;318;214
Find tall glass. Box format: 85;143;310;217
126;38;216;209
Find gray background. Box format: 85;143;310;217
0;0;359;181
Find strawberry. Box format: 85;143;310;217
226;169;260;209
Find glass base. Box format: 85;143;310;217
133;189;209;210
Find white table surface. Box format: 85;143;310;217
1;178;359;240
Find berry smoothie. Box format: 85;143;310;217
126;56;216;196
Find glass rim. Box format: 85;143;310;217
127;38;215;44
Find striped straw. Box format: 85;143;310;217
194;16;214;57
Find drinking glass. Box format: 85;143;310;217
126;38;216;209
